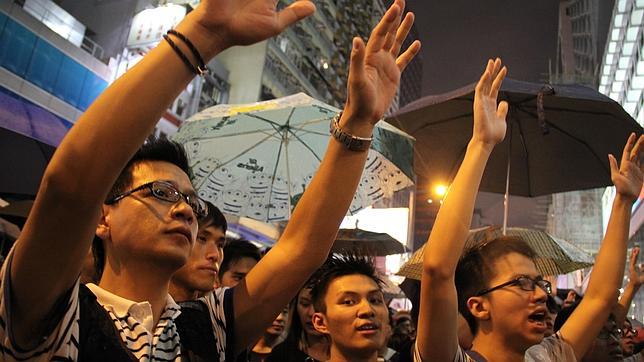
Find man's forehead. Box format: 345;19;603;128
491;252;539;277
328;274;382;295
131;160;194;191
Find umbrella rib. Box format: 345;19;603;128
411;111;474;134
513;107;612;181
215;130;281;169
266;130;286;221
186;128;280;141
514;112;533;196
286;128;324;162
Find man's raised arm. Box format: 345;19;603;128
231;0;421;353
416;59;508;361
9;0;314;347
559;134;644;359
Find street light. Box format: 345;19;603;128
434;184;448;198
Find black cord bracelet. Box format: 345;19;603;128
163;34;199;75
167;29;209;76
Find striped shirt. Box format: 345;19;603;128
0;249;232;361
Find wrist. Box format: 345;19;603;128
467;139;495;156
614;193;637;207
175;12;227;62
338;110;376;138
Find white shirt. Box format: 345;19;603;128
0;248;233;361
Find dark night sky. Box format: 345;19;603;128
405;0;560;96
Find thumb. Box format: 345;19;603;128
609;154;618;176
348;37;366;86
277;1;316;31
496;101;509;120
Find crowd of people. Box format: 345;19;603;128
0;0;642;361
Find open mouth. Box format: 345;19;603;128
356;323;380;332
528;310;547;328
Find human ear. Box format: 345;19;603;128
312;312;329;334
95;205;111;241
467;296;490;321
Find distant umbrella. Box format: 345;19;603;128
333;228;408;256
397;226;594;279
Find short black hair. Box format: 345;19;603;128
200;201;227;233
220;239;261;276
106;136;191;201
455;236;537;335
309;252;383;313
93;137;192;281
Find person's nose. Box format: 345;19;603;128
356;299;376;319
171;198;196;225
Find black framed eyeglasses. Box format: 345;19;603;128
622;326;637;337
475;275;552;296
105;180;208;218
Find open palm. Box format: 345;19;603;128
472;59;508;147
195;0;315;47
629;247;644;287
610;133;644;202
345;0;420;122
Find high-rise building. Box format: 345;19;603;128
555;0;614;86
597;0;644;321
546;0;617;258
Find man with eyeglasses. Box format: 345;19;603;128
0;0;421;360
414;57;644;362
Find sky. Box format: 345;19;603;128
405;0;560;96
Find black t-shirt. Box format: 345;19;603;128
267;341;319;362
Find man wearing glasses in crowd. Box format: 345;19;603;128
0;0;420;360
414;57;644;362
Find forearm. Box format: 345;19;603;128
423;140;493;276
279;113;374;266
45;13;224;205
416;141;493;361
585;195;632;302
9;12;227;345
615;282;640;324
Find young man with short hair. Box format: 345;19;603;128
169;201;227;301
415;58;644;362
311;254;390;362
0;0;420;360
219;239;261;288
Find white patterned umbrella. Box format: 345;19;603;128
172;93;415;222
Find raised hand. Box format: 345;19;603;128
472;58;508;148
609;133;644;203
344;0;421;123
192;0;316;48
628;247;644;287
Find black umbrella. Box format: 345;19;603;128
0;86;68;198
332;228;408;256
0;127;55;198
387;78;643;198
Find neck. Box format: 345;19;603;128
253;336;276;354
99;257;173;326
304;333;329;361
168;282;199;302
471;332;526;362
328;343;378;362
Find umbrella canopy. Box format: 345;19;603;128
173;93;415;222
0;86;70;197
333;228;408;256
387;78;643;197
397;226;594;279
